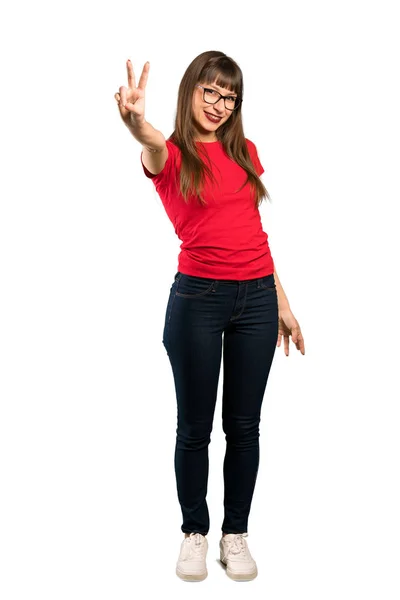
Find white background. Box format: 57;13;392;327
1;0;399;598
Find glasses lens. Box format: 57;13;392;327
225;97;236;110
203;88;240;110
204;89;220;104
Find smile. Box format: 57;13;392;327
204;112;222;123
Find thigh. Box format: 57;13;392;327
164;273;224;425
222;283;279;419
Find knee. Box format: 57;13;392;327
223;416;260;447
176;421;212;451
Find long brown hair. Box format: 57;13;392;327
169;50;271;208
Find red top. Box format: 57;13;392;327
140;138;274;280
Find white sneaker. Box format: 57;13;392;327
220;533;258;581
176;533;208;581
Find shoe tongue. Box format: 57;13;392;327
224;533;239;540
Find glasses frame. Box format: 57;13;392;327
196;84;242;111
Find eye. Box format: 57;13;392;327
205;88;218;96
226;96;236;102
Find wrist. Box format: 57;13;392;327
278;302;291;314
127;114;146;131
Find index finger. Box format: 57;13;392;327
127;59;136;88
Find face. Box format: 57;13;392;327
191;80;236;142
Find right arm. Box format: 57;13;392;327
127;118;168;176
115;59;168;175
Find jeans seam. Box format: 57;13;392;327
167;289;177;324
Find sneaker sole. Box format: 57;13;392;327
176;567;208;581
220;559;258;581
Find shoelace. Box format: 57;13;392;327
223;533;249;559
185;533;206;558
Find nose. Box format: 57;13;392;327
212;96;226;113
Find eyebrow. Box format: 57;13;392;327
207;84;237;97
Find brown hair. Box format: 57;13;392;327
169;50;271;208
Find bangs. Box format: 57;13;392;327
200;60;242;95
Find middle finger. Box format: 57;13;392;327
284;335;289;356
137;61;150;90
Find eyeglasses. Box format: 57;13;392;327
196;85;242;111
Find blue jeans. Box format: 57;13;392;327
162;271;279;535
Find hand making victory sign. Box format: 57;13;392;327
114;59;150;127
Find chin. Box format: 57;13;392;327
203;119;223;131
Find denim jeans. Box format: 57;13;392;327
162;271;279;535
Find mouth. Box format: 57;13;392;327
204;111;222;123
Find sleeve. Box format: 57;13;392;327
140;139;176;184
246;138;265;177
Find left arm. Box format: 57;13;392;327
273;268;290;312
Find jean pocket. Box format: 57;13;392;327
175;274;216;298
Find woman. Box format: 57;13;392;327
115;50;305;582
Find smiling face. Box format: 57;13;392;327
191;80;236;142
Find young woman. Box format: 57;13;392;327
115;50;305;582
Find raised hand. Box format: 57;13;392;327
114;60;150;127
